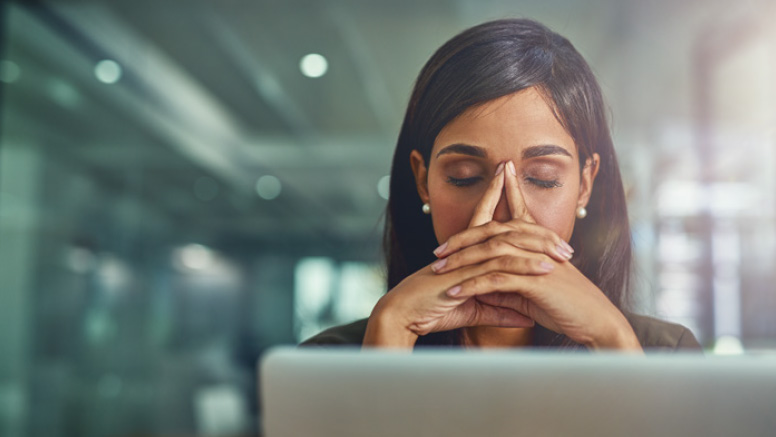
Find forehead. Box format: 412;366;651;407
431;87;578;161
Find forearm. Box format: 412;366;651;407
586;313;643;353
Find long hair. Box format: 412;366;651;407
383;19;632;347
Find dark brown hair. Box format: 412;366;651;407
384;19;632;347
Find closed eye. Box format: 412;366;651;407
525;177;563;189
447;176;483;187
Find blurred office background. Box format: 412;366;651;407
1;0;775;435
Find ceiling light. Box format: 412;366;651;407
256;175;282;200
95;59;122;84
377;175;390;200
300;53;328;78
177;244;214;270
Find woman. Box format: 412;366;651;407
303;18;700;351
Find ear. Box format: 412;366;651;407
409;150;430;205
578;153;600;209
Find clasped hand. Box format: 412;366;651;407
364;161;641;351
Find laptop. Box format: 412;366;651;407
260;347;776;437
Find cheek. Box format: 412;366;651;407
524;183;580;241
426;177;582;244
427;181;480;244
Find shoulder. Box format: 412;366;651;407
299;318;369;347
624;313;702;352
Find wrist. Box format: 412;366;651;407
587;315;643;353
362;298;418;349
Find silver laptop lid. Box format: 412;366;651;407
261;347;776;437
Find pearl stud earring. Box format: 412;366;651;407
422;203;431;214
576;206;587;219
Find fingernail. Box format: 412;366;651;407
556;244;572;260
431;258;447;273
539;262;555;272
558;244;574;259
495;162;505;175
446;285;462;297
563;241;574;253
433;242;448;257
507;161;517;176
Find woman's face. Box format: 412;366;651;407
411;87;599;245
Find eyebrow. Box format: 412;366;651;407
436;143;487;158
522;145;572;159
436;143;572;160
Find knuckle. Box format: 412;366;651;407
495;256;512;270
505;231;532;249
521;256;536;270
511;222;529;235
487;272;506;286
514;256;528;271
538;253;553;264
492;221;508;233
505;221;521;232
507;218;524;227
522;256;540;272
466;276;483;292
489;255;535;273
486;238;503;252
481;255;505;271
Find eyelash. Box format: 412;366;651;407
446;176;482;187
446;176;562;189
525;177;563;189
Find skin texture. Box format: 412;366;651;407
363;87;642;351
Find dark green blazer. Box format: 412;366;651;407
301;313;702;351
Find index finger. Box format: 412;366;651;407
468;162;506;228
